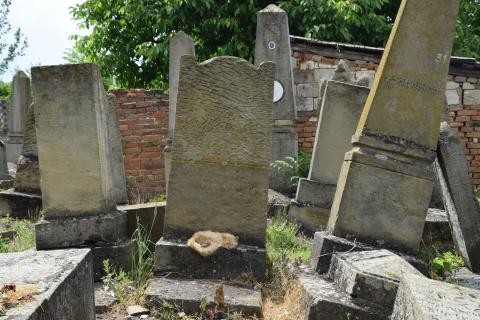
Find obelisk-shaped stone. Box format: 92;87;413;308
255;4;298;192
325;0;460;254
6;71;31;163
165;31;195;192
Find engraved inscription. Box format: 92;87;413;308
384;75;441;96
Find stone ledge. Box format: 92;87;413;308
155;239;265;282
0;189;42;219
35;210;128;249
145;277;262;317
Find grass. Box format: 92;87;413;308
0;216;35;253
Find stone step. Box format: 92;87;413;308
145;277;262;317
297;271;391;320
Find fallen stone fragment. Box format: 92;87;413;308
126;305;149;316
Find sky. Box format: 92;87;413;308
1;0;87;81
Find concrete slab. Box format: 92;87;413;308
145;277;261;317
0;249;95;319
155;239;265;282
288;200;329;235
455;267;480;291
297;271;390;320
392;273;480;320
0;189;41;219
328;250;422;308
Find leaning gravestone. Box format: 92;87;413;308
32;63;131;280
164;31;196;192
6;71;31;163
289;80;369;233
313;0;460;265
255;4;298;192
436;121;480;272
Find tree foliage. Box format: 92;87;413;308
0;0;27;76
70;0;479;89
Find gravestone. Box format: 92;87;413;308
6;71;31;163
165;31;196;192
32;63;131;280
14;103;40;194
316;0;460;258
436;121;480;272
289;80;369;232
254;4;298;192
0;141;10;180
156;55;275;280
107;94;128;204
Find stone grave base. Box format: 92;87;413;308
310;231;427;275
0;178;14;189
155;239;266;282
0;189;41;219
392;273;480;320
118;201;166;250
35;210;128;249
91;240;133;281
297;271;390;320
288;200;329;235
145;277;262;317
0;248;95;319
267;189;290;216
422;208;453;250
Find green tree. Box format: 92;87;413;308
70;0;479;89
0;0;27;76
454;0;480;59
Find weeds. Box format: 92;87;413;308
271;149;311;188
419;244;465;282
0;216;35;253
148;194;166;203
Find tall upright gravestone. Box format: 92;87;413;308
32;64;131;279
6;71;31;163
164;32;196;192
255;4;298;192
316;0;460;258
156;56;275;280
289;80;369;232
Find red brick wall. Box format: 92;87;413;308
111;89;168;200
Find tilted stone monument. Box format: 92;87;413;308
311;0;461;272
6;71;31;163
164;31;196;192
254;4;298;192
32;64;131;280
14;103;40;194
155;55;275;281
436;122;480;272
289;80;369;233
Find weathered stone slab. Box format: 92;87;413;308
155;239;265;282
165;32;196;192
297;271;390;320
14;103;40;194
0;141;11;180
392;273;480;320
267;188;290;216
94;283;115;314
31;63;117;217
107;94;128;204
436;122;480;272
0;249;95;319
327;0;460;254
464;89;480;105
255;4;298;192
310;231;427;275
145;278;262;317
455;267;480;291
6;71;31;163
163;56;274;247
289;81;368;232
422;208;453;250
0;189;42;219
168;31;195;139
328;250;422;308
